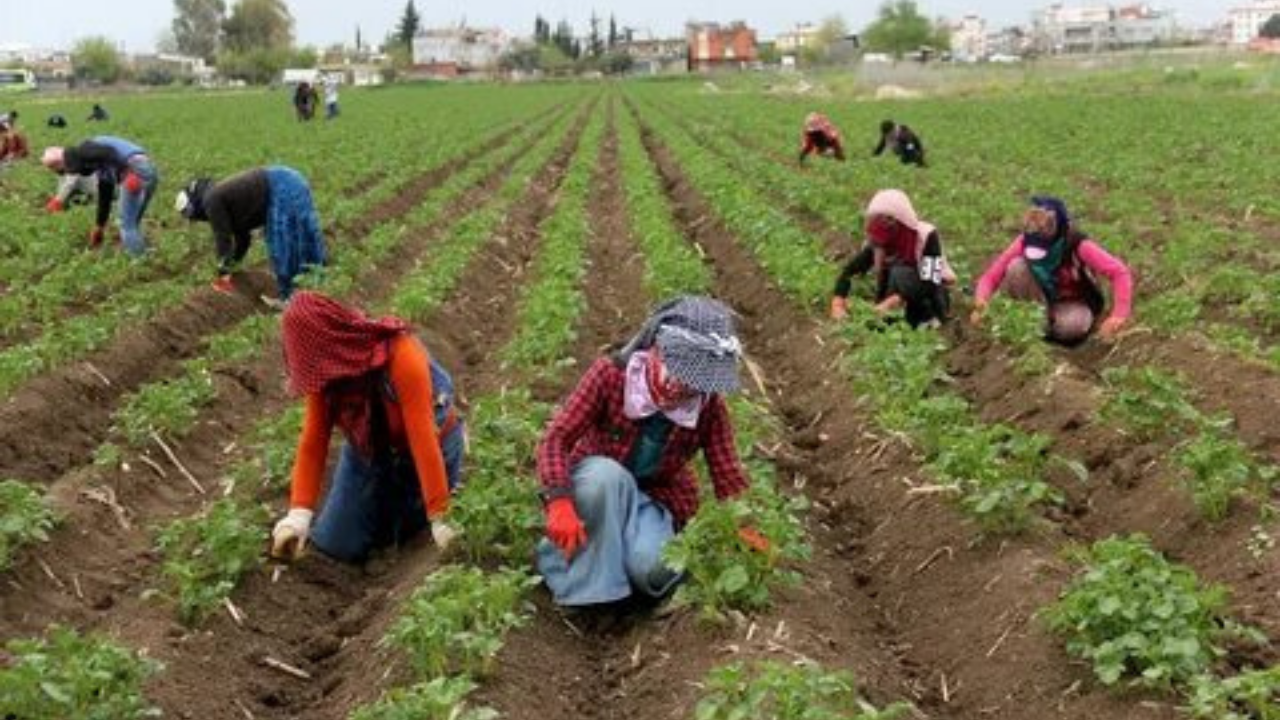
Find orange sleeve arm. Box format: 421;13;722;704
388;335;450;521
288;393;333;509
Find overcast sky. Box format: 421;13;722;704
1;0;1230;52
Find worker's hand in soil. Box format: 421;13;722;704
1098;316;1126;341
430;519;458;550
87;226;105;248
123;171;143;194
829;296;848;320
211;275;235;294
969;302;987;327
546;497;587;560
270;508;314;561
738;526;771;553
45;196;63;213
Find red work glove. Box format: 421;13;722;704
545;497;587;560
45;197;64;214
211;275;235;294
738;526;771;553
87;226;105;248
123;171;143;194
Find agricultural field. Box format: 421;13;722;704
1;68;1279;719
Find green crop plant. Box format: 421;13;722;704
1099;366;1201;441
663;472;810;621
349;676;498;720
1186;666;1280;720
1041;534;1261;689
385;565;537;677
982;297;1053;377
448;390;549;566
155;498;269;625
114;361;217;446
0;625;161;719
694;660;912;720
1142;291;1203;335
1174;430;1277;523
0;479;58;571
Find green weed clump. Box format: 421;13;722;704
349;676;498;720
0;625;161;719
0;479;57;571
695;660;912;720
1041;534;1261;689
385;565;537;677
1186;666;1280;720
156;498;269;625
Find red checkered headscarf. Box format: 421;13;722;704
282;291;410;457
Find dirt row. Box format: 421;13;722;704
0;106;564;484
0;99;591;720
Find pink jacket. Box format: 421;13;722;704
975;235;1133;321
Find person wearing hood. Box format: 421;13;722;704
87;104;109;122
798;112;845;164
175;166;328;303
0;112;28;167
830;189;956;327
41;136;158;254
971;196;1133;344
536;296;764;607
873;119;926;167
269;291;467;563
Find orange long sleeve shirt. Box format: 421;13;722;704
288;335;451;520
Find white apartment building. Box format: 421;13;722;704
1228;0;1280;43
950;15;989;60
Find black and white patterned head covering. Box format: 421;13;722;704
619;295;742;394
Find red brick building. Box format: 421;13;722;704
686;21;758;71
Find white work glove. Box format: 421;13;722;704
271;508;314;561
430;519;458;550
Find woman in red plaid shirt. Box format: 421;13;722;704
536;296;755;607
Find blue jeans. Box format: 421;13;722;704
311;422;465;563
119;156;158;256
536;456;681;606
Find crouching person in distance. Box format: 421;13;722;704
798;112;845;164
41;136;159;255
175;166;328;306
830;189;955;327
971;196;1133;345
270;292;466;563
536;296;764;607
873;119;926;167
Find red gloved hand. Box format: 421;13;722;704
45;197;64;214
211;275;235;294
123;171;143;194
738;526;771;553
545;497;587;560
87;226;105;248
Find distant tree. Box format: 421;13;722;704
1261;13;1280;38
396;0;421;48
172;0;225;62
71;36;124;84
155;28;181;55
608;15;620;49
221;0;293;53
356;25;363;52
588;12;603;57
291;46;318;68
861;0;934;59
552;20;577;59
534;15;551;45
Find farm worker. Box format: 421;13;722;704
45;172;99;212
830;189;956;327
174;166;328;302
40;136;159;255
536;296;766;607
798;112;844;164
87;103;109;122
873;119;926;167
322;73;340;120
46;113;68;128
269;291;466;563
0;114;28;167
293;82;316;121
971;196;1133;345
